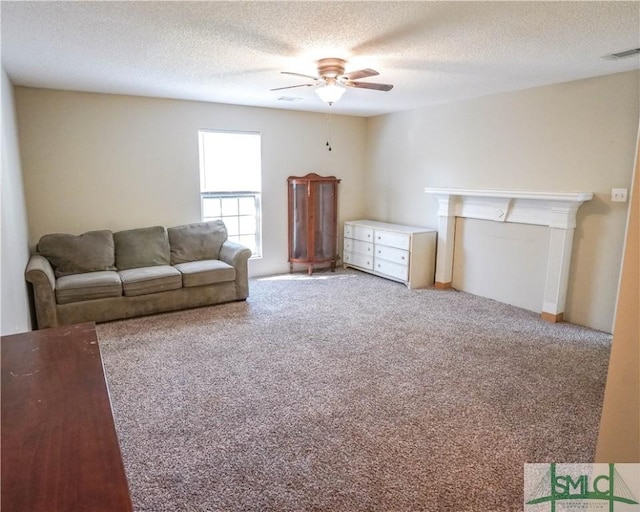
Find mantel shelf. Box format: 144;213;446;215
424;187;593;203
424;187;593;229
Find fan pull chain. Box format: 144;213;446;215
326;106;333;152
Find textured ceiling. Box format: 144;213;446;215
2;1;639;117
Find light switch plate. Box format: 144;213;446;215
611;188;628;202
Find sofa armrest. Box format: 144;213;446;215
25;254;59;329
219;241;251;299
26;254;56;288
219;240;252;267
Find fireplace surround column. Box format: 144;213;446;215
434;194;456;289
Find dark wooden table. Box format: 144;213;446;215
1;322;133;512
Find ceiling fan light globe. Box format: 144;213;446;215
315;83;346;105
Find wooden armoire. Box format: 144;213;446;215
287;173;341;275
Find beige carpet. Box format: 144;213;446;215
98;269;611;512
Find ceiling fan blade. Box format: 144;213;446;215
343;68;379;80
281;71;320;80
270;83;314;91
348;81;394;91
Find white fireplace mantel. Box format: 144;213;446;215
424;187;593;322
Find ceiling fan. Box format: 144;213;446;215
271;58;394;105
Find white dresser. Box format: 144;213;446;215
343;220;436;289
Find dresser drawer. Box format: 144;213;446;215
344;251;374;270
344;238;373;256
374;230;410;250
375;245;409;266
374;258;409;281
345;224;374;243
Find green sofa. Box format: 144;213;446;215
26;220;251;329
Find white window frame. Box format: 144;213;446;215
198;130;262;258
200;191;262;257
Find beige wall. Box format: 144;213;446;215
365;71;640;332
596;127;639;462
453;219;549;313
15;88;367;277
1;67;32;335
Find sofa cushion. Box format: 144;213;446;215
168;220;227;264
118;265;182;297
55;271;122;305
174;260;236;288
114;226;170;270
38;230;116;278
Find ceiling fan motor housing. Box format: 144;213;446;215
317;58;346;78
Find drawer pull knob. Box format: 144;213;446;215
377;236;381;240
401;256;405;260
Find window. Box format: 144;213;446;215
198;130;262;257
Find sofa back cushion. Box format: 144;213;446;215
114;226;170;270
168;220;227;264
38;230;116;278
